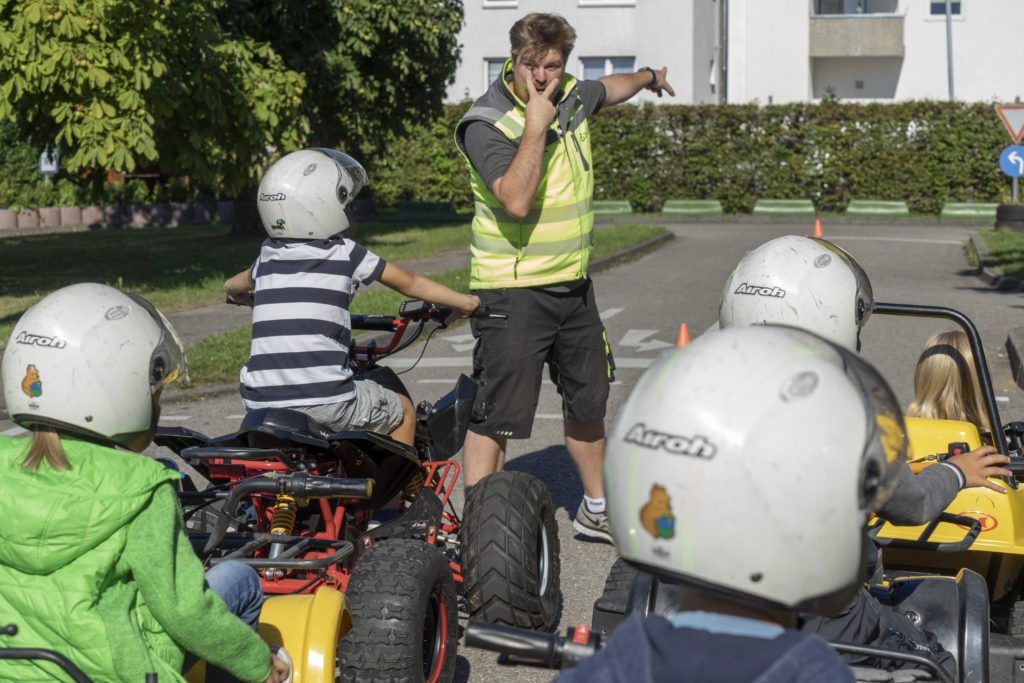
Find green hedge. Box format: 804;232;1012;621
5;102;1012;216
366;101;1012;215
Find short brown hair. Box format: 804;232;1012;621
509;13;576;62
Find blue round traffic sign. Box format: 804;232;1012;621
1000;145;1024;178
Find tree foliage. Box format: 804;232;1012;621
0;0;307;195
0;0;463;199
218;0;463;157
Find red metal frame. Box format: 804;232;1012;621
201;311;466;595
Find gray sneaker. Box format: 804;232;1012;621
573;501;613;543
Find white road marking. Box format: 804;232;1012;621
418;378;624;386
2;426;27;436
381;356;655;369
159;415;192;421
443;333;476;353
619;329;672;353
826;236;963;246
226;414;247;420
536;414;564;419
601;307;624;321
997;396;1010;403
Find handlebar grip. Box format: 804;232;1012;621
465;621;557;666
285;473;374;499
351;314;399;331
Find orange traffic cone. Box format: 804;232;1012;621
812;218;823;238
676;323;691;348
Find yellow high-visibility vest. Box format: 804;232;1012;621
455;60;595;289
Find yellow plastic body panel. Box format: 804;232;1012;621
185;587;350;683
904;417;982;473
875;417;1024;602
258;588;351;683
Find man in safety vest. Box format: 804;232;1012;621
454;12;674;542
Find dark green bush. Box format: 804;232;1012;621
3;102;1011;215
367;100;1010;215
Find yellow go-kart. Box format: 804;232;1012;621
867;303;1024;634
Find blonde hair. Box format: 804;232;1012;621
509;13;576;62
907;330;990;434
22;427;70;471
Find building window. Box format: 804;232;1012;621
485;59;505;89
581;57;635;81
483;0;518;8
929;1;961;14
813;0;898;14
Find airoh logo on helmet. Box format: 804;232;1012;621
734;283;786;298
15;331;67;349
625;423;717;458
259;192;286;201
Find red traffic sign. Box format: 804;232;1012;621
996;104;1024;144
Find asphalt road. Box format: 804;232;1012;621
3;220;1020;681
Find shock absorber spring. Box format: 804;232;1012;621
404;471;425;501
268;494;297;561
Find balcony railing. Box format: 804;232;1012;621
809;12;904;57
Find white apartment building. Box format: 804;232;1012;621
447;0;1024;104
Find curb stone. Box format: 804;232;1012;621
969;233;1024;292
969;233;1024;392
162;230;675;406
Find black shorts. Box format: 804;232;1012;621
468;280;615;439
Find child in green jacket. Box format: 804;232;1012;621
0;283;288;683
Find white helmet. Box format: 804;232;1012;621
719;236;874;351
257;148;368;240
2;284;187;451
605;325;905;615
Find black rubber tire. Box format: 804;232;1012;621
338;539;457;683
594;557;637;617
1004;598;1024;637
462;471;560;630
591;557;638;638
996;204;1024;232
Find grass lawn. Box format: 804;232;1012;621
185;223;666;385
979;230;1024;281
0;221;477;349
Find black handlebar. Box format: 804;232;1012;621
202;472;374;555
868;512;982;553
0;626;95;683
464;621;600;670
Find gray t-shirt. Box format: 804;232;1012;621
463;79;607;191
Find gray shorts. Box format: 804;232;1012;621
291;378;405;434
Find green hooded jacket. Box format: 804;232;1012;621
0;435;271;683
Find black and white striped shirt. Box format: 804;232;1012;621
240;236;386;409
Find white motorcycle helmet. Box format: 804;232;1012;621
2;284;187;451
605;325;905;615
719;236;874;351
257;148;368;240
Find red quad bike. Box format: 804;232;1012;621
154;301;561;683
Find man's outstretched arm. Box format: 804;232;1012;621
600;67;675;107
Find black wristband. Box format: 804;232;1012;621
642;66;657;88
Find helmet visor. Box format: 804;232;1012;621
126;294;189;391
312;148;368;208
837;347;906;511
